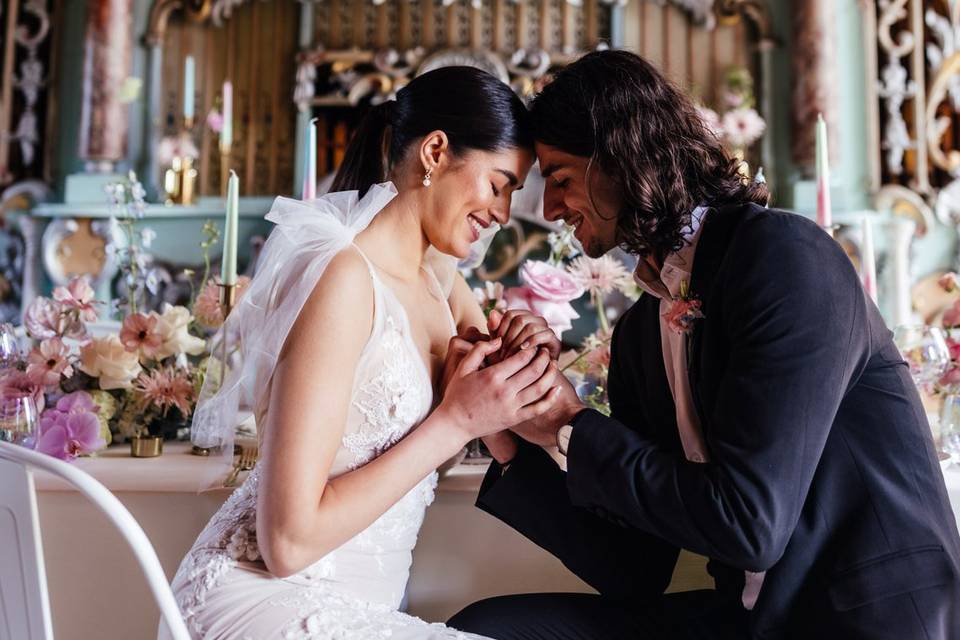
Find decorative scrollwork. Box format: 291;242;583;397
876;0;917;177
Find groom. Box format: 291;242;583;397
448;50;960;638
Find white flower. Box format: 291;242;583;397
153;304;206;359
721;107;766;149
566;255;632;297
79;335;143;390
140;228;156;249
473;281;507;313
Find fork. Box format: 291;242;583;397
224;446;259;487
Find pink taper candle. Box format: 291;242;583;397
301;117;317;200
815;113;832;229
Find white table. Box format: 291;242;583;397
33;442;714;640
36;443;959;640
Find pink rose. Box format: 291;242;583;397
24;297;87;341
945;300;960;329
505;286;580;338
948;337;960;362
520;261;584;303
0;370;45;414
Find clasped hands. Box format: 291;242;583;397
436;309;584;458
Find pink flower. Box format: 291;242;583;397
0;370;45;414
53;277;99;323
157;132;200;166
134;367;195;417
947;337;960;362
55;390;98;415
505;286;580;338
723;90;745;109
120;313;163;358
193;276;252;330
567;255;632;297
944;300;960;329
941;272;960;293
206;109;224;133
473;281;507;316
697;106;723;139
941;365;960;390
520;261;584;303
722;107;766;149
26;338;74;387
36;393;104;461
23;297;87;341
663;297;705;335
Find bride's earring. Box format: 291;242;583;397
422;168;433;187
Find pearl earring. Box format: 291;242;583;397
422;168;433;187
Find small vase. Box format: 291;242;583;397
130;435;163;458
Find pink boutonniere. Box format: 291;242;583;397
664;280;704;335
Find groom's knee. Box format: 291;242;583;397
448;596;510;636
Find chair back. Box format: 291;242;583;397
0;441;190;640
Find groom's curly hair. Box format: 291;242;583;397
530;50;769;259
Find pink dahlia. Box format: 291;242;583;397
193;276;252;329
134;367;195;417
722;107;766;149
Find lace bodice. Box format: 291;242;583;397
168;248;468;639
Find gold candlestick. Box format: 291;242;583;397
218;282;237;389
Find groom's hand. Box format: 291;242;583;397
488;309;562;363
510;365;585;447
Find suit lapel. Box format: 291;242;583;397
685;203;752;427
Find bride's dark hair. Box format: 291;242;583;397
331;66;533;197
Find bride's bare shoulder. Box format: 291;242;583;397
285;246;375;350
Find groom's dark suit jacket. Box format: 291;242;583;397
477;203;960;638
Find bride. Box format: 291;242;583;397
162;66;561;639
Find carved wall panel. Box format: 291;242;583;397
0;0;56;187
159;0;299;196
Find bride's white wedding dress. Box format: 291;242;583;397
162;184;491;640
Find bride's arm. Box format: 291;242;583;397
258;253;554;578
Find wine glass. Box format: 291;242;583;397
893;325;951;391
940;394;960;468
0;393;39;449
0;322;20;367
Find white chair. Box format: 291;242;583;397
0;441;190;640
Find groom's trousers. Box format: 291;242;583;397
448;589;748;639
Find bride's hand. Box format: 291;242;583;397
439;327;490;396
435;339;560;443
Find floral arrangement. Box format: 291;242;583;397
472;225;638;414
934;273;960;391
0;172;251;462
6;274;211;460
696;67;766;157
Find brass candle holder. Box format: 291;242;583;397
163;155;198;205
218;281;238;389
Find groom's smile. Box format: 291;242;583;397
536;142;621;258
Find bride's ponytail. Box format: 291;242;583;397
330;101;396;197
332;68;532;198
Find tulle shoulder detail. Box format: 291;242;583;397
190;183;398;488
